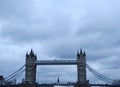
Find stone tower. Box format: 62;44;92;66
25;49;37;84
76;49;88;87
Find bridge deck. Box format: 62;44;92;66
34;60;77;65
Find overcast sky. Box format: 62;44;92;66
0;0;120;84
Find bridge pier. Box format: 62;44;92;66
76;49;89;87
25;49;37;85
74;82;89;87
22;83;37;87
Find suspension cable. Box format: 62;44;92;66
87;64;112;81
5;65;25;81
6;69;25;81
87;66;110;82
86;64;113;84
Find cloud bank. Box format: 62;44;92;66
0;0;120;83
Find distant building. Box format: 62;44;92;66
113;79;120;85
54;86;67;87
0;75;5;85
54;76;73;87
0;75;4;80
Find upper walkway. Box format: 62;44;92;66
34;60;77;65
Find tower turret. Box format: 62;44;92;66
77;51;80;57
83;51;86;57
29;49;35;56
26;51;29;57
80;49;83;55
77;49;85;58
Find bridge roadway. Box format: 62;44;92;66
34;60;77;65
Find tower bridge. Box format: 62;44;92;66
1;49;120;87
25;49;87;87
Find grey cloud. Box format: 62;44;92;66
0;11;72;43
0;0;120;83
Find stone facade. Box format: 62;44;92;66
25;49;37;84
76;49;89;87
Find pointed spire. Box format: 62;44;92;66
34;54;37;60
80;49;83;55
26;51;29;57
57;76;60;85
30;49;34;55
83;51;86;57
77;51;80;56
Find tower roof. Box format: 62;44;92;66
26;51;29;57
77;49;86;57
80;49;83;55
77;51;80;56
30;49;34;55
83;51;86;56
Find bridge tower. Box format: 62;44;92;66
76;49;88;87
25;49;37;84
